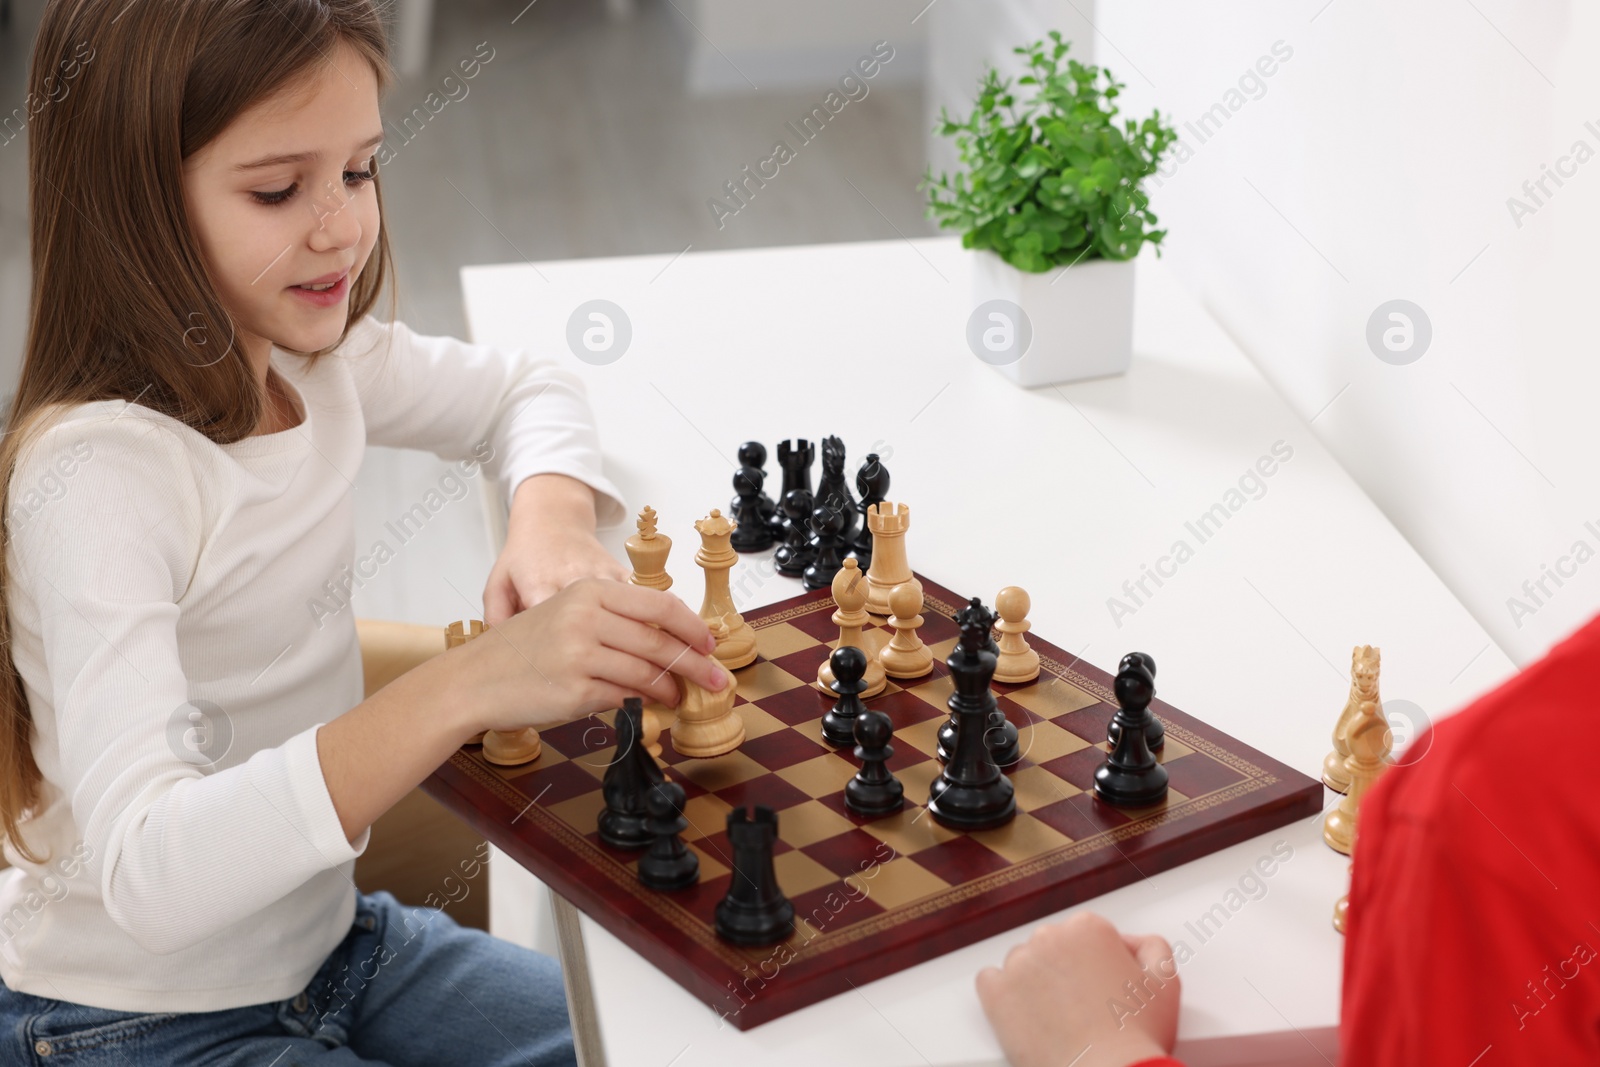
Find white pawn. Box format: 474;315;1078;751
993;586;1040;684
879;582;934;679
817;559;887;697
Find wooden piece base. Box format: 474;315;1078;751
482;727;542;766
1321;750;1350;793
993;658;1041;684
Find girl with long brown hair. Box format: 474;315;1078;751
0;2;728;1062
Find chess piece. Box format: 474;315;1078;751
638;780;700;891
1324;646;1380;793
773;489;816;577
451;619;541;760
927;599;1017;831
729;442;781;538
878;581;933;679
599;699;664;849
845;705;904;816
822;646;869;747
776;438;815;500
814;435;860;545
816;558;887;697
1106;651;1163;751
1094;657;1169;807
1323;697;1391;855
729;467;776;552
671;629;745;758
850;454;889;570
992;586;1041;684
937;597;1019;767
625;509;675;751
1333;862;1351;934
714;806;795;946
802;503;848;591
447;619;491;745
694;509;757;669
639;697;671;762
624;506;673;592
863;502;919;617
482;726;542;766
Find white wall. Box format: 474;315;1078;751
926;0;1600;666
684;0;927;94
923;0;1096;180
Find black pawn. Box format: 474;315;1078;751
714;806;795;946
822;646;869;747
729;466;776;552
598;698;663;849
1094;658;1169;807
845;706;904;817
774;489;816;577
937;597;1019;768
732;441;783;539
638;780;699;891
1106;651;1164;751
850;453;889;570
927;598;1016;831
802;504;847;591
814;435;860;545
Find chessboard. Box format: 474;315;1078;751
422;573;1321;1030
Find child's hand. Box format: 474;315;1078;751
486;474;630;623
485;523;629;622
976;912;1180;1067
459;579;727;733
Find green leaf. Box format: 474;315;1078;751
927;28;1176;270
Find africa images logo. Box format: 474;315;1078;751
165;700;234;772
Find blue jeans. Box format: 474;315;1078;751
0;890;576;1066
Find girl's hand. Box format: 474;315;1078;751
485;474;630;623
485;524;629;622
458;578;728;733
976;912;1180;1067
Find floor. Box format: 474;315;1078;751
0;0;933;925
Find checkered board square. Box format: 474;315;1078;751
424;573;1321;1031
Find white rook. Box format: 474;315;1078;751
864;502;919;617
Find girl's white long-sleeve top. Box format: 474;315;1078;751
0;315;624;1011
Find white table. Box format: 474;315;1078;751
460;237;1515;1067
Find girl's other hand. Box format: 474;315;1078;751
486;474;631;623
485;524;629;622
460;579;727;733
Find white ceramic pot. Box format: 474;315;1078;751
968;249;1136;387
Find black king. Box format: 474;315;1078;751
927;597;1017;830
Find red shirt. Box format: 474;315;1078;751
1136;615;1600;1067
1339;613;1600;1062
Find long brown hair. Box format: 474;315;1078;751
2;0;398;864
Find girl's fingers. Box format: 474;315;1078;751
586;647;690;708
483;578;518;629
601;615;729;693
599;582;716;655
575;682;641;719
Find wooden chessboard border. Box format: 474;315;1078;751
426;572;1323;1028
449;747;752;964
447;580;1296;964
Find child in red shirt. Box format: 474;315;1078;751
980;616;1600;1066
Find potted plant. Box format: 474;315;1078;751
922;32;1177;387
